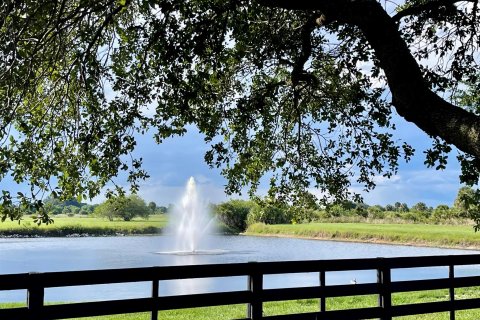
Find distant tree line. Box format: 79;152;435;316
37;195;169;221
42;197;96;216
12;186;480;230
212;187;480;233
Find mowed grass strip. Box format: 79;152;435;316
3;289;480;319
0;214;168;237
245;222;480;248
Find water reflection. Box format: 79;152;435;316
163;254;212;296
0;235;479;302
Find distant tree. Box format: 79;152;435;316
44;196;62;207
63;199;84;208
399;203;409;213
432;204;452;220
326;204;344;218
94;200;115;221
43;196;88;216
367;205;385;219
157;206;168;214
410;202;431;219
148;201;157;213
368;205;384;212
247;201;292;225
341;201;357;210
78;205;94;215
121;195;151;221
411;202;428;212
94;195;151;221
214;199;254;232
385;204;395;212
394;202;402;212
290;207;319;224
47;204;63;215
454;187;479;218
354;203;368;218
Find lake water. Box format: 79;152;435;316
1;235;479;302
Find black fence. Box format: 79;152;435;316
1;254;480;319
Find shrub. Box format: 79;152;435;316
247;203;292;225
94;195;151;221
325;204;344;218
368;205;385;219
432;204;452;221
214;200;254;232
291;208;319;223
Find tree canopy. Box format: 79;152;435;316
1;0;479;223
93;194;151;221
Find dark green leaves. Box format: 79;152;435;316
0;0;479;221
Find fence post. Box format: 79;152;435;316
247;262;263;319
319;270;326;315
377;259;392;320
151;278;159;320
27;273;44;320
449;264;455;320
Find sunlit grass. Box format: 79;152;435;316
3;289;480;319
0;214;168;236
246;222;480;248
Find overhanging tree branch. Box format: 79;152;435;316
259;0;480;161
392;0;478;22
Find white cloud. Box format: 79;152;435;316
351;168;461;207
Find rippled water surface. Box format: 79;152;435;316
1;235;479;302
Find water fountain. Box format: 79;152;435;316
157;177;227;255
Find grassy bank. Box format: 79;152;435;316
0;215;168;237
3;288;480;319
245;222;480;249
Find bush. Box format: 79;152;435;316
214;200;254;232
94;195;151;221
291;208;319;223
402;212;419;222
432;204;452;221
247;203;292;225
325;204;344;218
368;205;385;219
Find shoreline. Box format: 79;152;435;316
243;231;480;251
2;231;479;251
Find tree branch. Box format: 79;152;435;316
83;0;131;63
392;0;478;22
259;0;480;160
338;2;480;160
258;0;329;11
291;16;316;86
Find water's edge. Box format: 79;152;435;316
243;231;480;251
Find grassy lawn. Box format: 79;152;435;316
245;222;480;249
0;214;168;236
2;216;480;248
3;288;480;319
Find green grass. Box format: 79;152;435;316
3;289;480;319
245;222;480;249
0;214;168;237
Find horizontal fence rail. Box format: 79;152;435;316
1;254;480;319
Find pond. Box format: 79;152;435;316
1;235;479;302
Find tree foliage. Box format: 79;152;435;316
93;194;150;221
1;0;480;223
454;186;480;225
213;199;254;232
